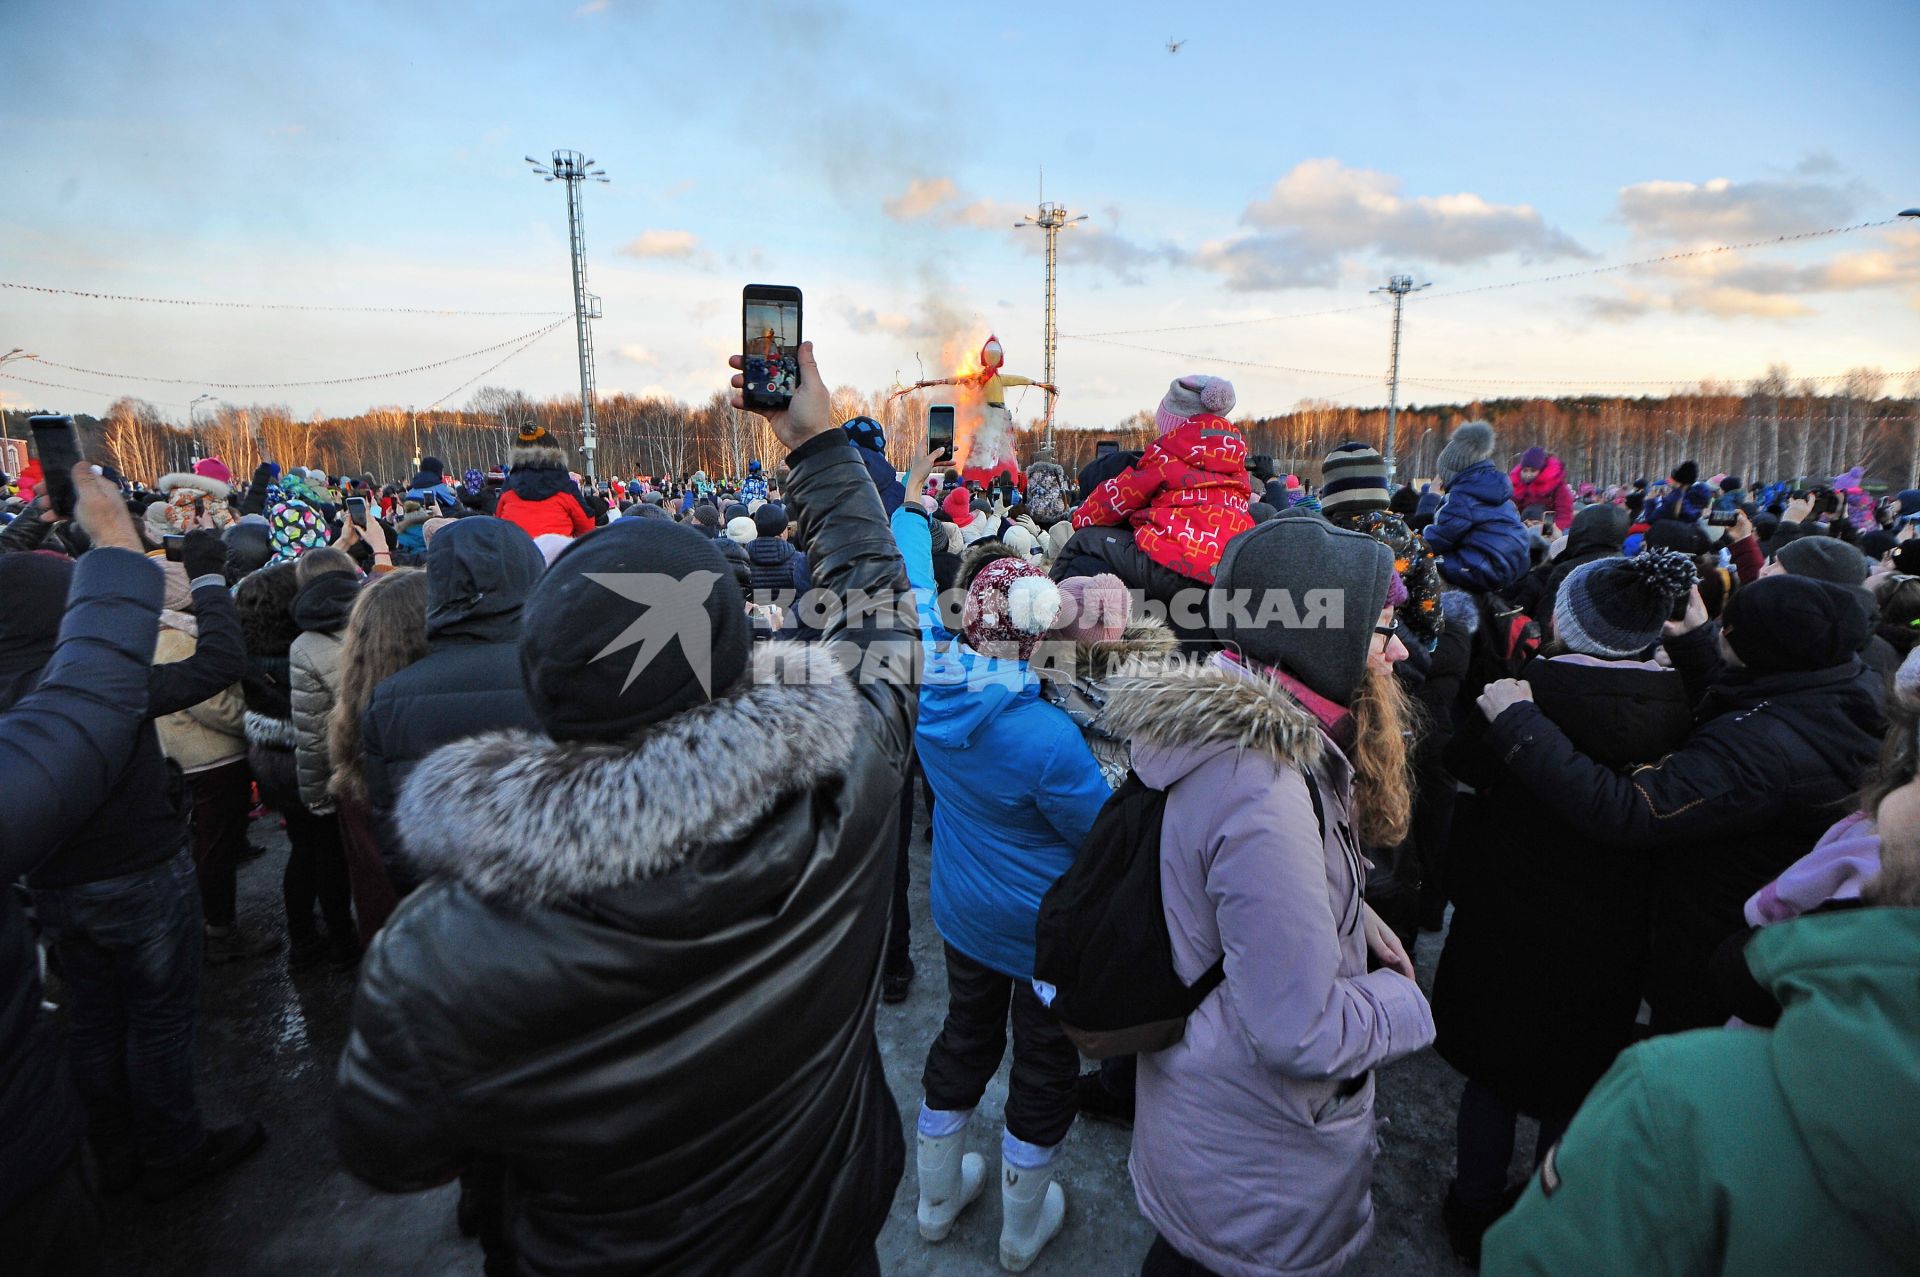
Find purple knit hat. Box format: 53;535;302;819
1521;446;1548;470
1155;374;1236;435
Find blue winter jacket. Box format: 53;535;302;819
1426;461;1531;594
895;506;1109;979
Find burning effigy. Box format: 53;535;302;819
891;334;1054;487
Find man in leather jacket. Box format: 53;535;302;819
335;343;922;1277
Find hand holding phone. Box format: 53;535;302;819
730;340;834;453
927;405;956;459
740;285;803;411
346;496;368;528
29;414;80;519
163;534;185;561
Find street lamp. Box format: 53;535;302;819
0;349;36;460
188;394;216;470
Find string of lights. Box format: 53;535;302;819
1;280;567;318
30;319;572;391
425;321;570;411
1062;217;1901;338
1061;334;1385;382
1415;219;1901;304
0;369;193;410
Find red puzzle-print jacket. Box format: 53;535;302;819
1071;414;1253;583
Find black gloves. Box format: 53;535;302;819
181;529;228;582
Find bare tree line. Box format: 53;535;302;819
4;364;1914;491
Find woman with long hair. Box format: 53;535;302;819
326;568;429;942
1109;515;1434;1277
236;561;356;970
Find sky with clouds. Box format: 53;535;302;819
2;0;1916;429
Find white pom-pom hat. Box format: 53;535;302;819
963;556;1063;661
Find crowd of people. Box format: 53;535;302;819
1;348;1916;1277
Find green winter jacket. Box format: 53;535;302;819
1484;907;1920;1277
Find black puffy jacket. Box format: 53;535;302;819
0;549;163;1212
1435;655;1693;1114
358;518;545;891
335;434;919;1275
1484;630;1884;1031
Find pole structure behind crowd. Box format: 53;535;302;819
1016;194;1085;460
1371;274;1429;484
0;349;35;460
1903;209;1920;487
527;150;609;483
188;393;215;469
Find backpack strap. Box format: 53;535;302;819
1196;766;1326;1000
1300;764;1326;841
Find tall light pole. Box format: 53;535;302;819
1901;209;1919;484
188;393;215;470
1015;200;1085;460
0;349;35;459
528;150;609;482
1370;274;1430;483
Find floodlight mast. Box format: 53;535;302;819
1370;273;1430;483
527;150;610;481
1015;201;1086;460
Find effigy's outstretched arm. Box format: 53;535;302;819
886;377;961;402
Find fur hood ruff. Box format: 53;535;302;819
398;642;862;903
1057;615;1179;684
157;471;234;500
1101;655;1323;770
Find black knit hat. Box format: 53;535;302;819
1721;575;1869;674
1671;460;1699;487
519;520;750;742
1553;549;1697;659
1320;441;1389;519
752;502;789;538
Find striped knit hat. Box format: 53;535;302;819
1320;442;1389;519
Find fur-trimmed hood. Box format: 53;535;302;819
1102;652;1324;789
396;643;863;902
157;471;234;500
1055;614;1178;684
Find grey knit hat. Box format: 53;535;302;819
1553;548;1698;659
1775;535;1869;587
1209;510;1394;705
1156;374;1237;434
1434;420;1496;488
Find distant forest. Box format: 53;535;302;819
3;364;1913;490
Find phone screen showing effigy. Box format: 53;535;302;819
742;285;802;411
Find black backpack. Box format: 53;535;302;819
1465;590;1542;691
1033;767;1323;1058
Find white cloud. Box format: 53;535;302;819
1587;226;1920;321
614;343;658;365
1193;158;1590;292
1615;175;1860;242
617;229;699;259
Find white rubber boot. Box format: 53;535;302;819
998;1153;1067;1272
916;1127;986;1242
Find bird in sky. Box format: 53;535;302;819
1167;38;1185;54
